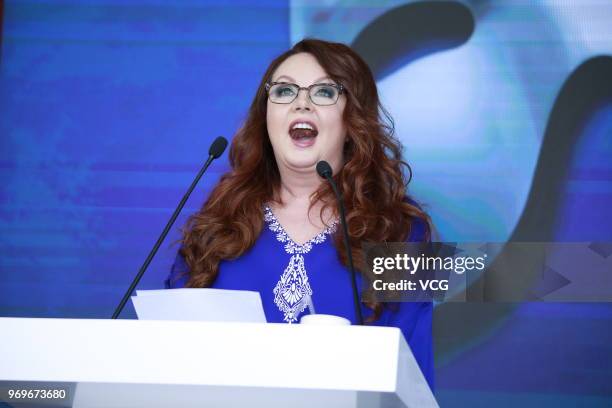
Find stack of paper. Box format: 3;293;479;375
132;288;266;323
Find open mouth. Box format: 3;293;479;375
289;120;319;147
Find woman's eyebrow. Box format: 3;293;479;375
313;76;333;83
274;75;295;82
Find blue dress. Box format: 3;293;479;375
165;204;434;391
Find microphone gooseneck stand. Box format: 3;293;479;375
316;161;364;325
111;136;228;319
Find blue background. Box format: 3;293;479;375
1;1;611;406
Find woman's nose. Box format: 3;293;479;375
292;89;312;111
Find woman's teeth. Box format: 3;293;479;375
293;122;314;130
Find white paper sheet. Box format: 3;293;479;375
132;288;266;323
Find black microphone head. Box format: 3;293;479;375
316;161;333;178
209;136;228;159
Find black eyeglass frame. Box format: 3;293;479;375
265;81;345;106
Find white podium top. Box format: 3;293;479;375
0;317;437;408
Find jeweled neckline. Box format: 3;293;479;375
263;204;338;254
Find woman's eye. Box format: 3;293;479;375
315;86;336;98
275;86;295;97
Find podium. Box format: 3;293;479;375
0;317;438;407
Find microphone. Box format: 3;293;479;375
209;136;228;159
316;161;364;325
111;136;229;319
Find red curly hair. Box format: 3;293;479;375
180;38;430;322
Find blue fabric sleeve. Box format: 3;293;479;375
409;302;435;391
387;206;435;391
164;249;190;289
386;301;435;391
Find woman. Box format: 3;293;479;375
165;39;434;390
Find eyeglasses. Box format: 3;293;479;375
265;81;345;106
